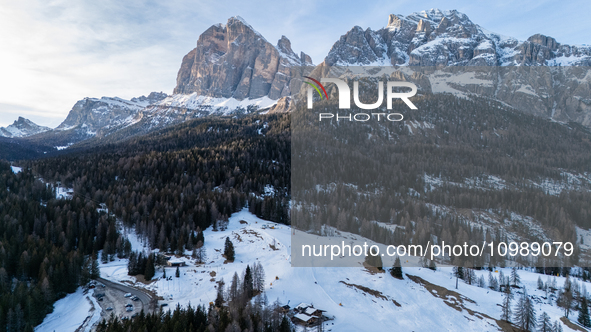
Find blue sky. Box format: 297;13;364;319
1;0;590;127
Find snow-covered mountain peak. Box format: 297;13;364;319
0;116;51;138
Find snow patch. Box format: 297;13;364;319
35;288;97;332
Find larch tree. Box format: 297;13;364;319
510;267;520;287
539;312;552;332
500;287;513;322
514;290;536;332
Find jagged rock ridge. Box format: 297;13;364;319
325;9;591;67
0;117;51;138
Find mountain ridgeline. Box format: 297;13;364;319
4;9;591;160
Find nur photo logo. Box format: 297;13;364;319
304;76;418;122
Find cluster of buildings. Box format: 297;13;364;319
279;302;327;327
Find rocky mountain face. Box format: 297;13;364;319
318;9;591;126
0;117;51;138
55;92;168;137
325;9;591;67
174;16;312;100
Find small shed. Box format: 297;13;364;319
167;260;186;267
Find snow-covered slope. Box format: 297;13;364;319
35;288;102;332
55;93;168;136
93;209;584;332
127;94;278;131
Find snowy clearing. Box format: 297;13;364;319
35;288;101;332
93;208;585;332
10;166;21;174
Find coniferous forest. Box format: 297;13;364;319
0;161;120;331
0;91;590;330
0;113;291;332
292;94;591;268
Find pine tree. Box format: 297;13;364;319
501;288;513;322
538;276;544;290
224;237;235;262
391;256;403;280
80;258;91;285
428;259;436;271
553;320;563;332
464;268;476;285
278;315;292;332
90;258;100;280
101;251;109;264
488;272;499;291
144;254;155;281
477;275;486;288
453;266;464;280
196;232;205;247
175;266;180;278
539;312;552;332
510;267;520;287
215;278;225;307
578;297;591;327
127;252;137;276
243;265;254;299
525;295;537;332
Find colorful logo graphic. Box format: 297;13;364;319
304;76;329;100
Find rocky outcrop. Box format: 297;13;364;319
173;16;311;101
325;26;390;66
0;117;51;138
265;96;291;113
301;52;313;66
131;92;169;105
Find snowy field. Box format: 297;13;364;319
35;288;101;332
89;208;587;332
32;206;589;331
